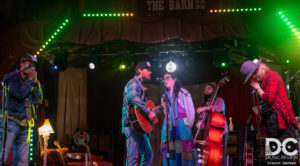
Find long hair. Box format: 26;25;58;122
202;83;215;106
259;63;270;76
166;73;183;99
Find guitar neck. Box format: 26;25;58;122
54;141;66;166
84;143;93;166
153;105;163;113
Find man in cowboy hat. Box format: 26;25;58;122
240;59;297;141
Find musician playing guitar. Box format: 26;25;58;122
196;83;229;166
121;61;157;166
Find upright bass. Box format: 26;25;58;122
194;76;229;166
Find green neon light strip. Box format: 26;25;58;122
34;18;70;57
278;11;300;40
209;8;262;13
82;12;134;17
29;128;34;161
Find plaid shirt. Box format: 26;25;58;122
121;76;151;134
207;97;228;134
261;70;297;129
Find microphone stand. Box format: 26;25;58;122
1;67;31;165
159;80;170;166
252;93;264;166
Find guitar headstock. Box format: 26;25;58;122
54;140;62;149
218;76;230;87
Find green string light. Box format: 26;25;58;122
82;12;134;17
34;18;70;57
210;8;262;13
279;11;300;40
29;128;34;162
34;12;131;57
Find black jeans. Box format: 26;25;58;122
263;110;297;141
263;110;298;165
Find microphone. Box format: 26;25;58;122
250;88;257;94
1;65;34;86
157;77;167;88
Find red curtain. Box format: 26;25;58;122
218;65;253;126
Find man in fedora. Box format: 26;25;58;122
240;59;297;141
121;61;157;166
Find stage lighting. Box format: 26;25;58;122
88;52;98;70
214;52;229;69
52;65;58;71
89;62;95;70
166;60;177;73
220;61;228;68
119;64;126;70
53;50;68;71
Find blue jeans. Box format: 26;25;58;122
125;127;154;166
0;119;29;166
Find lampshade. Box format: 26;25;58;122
38;119;54;136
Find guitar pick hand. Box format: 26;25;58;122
148;111;158;123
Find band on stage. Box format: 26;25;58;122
0;56;298;166
122;60;298;166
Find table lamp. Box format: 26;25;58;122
38;119;54;166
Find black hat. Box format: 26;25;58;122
135;61;151;71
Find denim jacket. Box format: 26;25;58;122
1;70;43;119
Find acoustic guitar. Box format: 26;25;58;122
54;140;67;166
127;100;162;134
